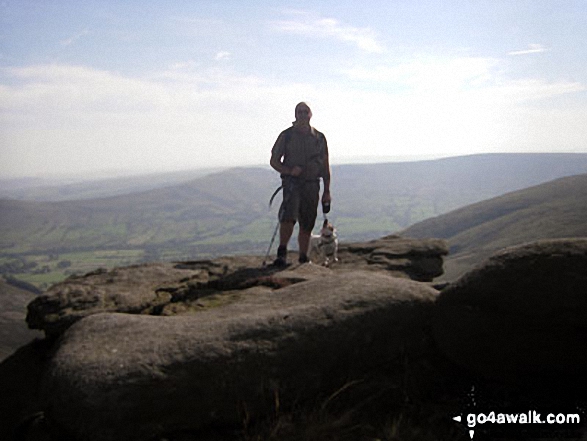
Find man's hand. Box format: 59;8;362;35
322;191;331;204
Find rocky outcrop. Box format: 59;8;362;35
333;235;448;282
42;270;438;441
18;236;448;440
27;237;449;337
10;235;587;440
26;261;207;337
432;238;587;382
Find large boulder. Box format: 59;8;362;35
432;238;587;382
41;270;438;441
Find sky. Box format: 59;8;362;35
1;0;586;179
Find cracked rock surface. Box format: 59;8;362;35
27;236;448;337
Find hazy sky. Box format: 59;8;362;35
1;0;586;178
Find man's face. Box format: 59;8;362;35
295;104;312;124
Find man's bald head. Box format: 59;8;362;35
295;102;312;122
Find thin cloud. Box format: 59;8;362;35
344;56;498;88
272;11;384;53
60;29;90;47
0;63;317;176
350;56;585;99
508;44;547;56
2;61;586;178
215;51;231;61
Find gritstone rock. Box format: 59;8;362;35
26;237;448;337
41;270;438;441
25;262;206;336
335;235;448;282
432;238;587;382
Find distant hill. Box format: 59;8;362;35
402;173;587;281
0;167;279;255
332;153;587;239
0;167;225;201
2;153;587;288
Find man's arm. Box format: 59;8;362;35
269;154;287;174
270;155;303;177
270;132;302;176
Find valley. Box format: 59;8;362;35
2;153;587;290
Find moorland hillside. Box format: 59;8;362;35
402;173;587;280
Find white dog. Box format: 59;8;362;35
310;219;339;266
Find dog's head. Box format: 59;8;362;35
321;220;335;237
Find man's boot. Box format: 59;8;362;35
273;245;288;267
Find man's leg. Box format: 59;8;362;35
279;221;295;248
275;220;295;266
275;179;299;266
298;229;311;260
298;181;320;263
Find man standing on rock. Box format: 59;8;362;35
270;102;332;266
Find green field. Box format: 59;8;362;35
3;250;146;291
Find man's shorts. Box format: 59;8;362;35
279;178;320;232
